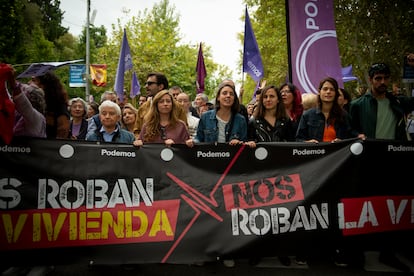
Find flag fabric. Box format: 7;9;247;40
287;0;343;93
0;63;15;144
114;29;133;102
90;64;107;87
341;65;358;83
17;59;84;78
196;42;207;94
243;7;264;83
130;71;141;98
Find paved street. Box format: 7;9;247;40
4;251;412;275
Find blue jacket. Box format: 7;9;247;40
87;127;135;144
296;107;357;142
195;109;247;143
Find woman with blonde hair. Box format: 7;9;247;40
121;103;138;133
133;90;193;147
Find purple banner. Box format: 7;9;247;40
288;0;343;93
243;7;264;83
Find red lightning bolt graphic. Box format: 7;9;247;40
161;144;246;263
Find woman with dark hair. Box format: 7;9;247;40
338;87;351;112
296;77;360;143
87;101;99;119
32;72;70;139
195;83;247;145
279;82;303;133
246;85;294;148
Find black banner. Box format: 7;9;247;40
0;138;413;265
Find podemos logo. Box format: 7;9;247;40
0;145;31;153
101;149;136;158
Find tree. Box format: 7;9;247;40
241;0;414;100
240;0;288;102
28;0;68;42
0;0;26;64
93;0;228;102
335;0;414;90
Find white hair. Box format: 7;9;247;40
99;100;121;116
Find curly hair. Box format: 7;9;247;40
34;72;68;112
142;90;183;142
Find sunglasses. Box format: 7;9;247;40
145;81;157;86
160;126;167;140
370;63;388;71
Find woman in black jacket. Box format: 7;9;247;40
246;85;295;148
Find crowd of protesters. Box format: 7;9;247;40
2;58;414;274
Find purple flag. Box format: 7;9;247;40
287;0;343;93
243;7;264;82
130;71;141;98
196;42;207;94
114;29;133;102
342;65;358;83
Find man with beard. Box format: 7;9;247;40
349;63;414;141
133;72;187;139
348;63;414;272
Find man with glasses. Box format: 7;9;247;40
133;73;187;138
144;72;169;99
133;72;169;138
349;63;414;141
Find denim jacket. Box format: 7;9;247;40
296;107;357;142
194;109;247;143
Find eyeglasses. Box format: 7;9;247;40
160;126;167;140
280;89;292;94
145;81;157;86
370;63;390;72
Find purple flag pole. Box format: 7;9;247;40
242;7;264;83
196;42;207;94
130;71;141;98
114;29;133;102
287;0;343;94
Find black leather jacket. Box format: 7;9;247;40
247;117;295;142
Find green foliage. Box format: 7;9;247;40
94;0;228;101
242;0;288;103
0;1;28;64
335;0;414;88
28;0;68;42
243;0;414;100
11;0;413;104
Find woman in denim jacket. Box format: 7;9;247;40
296;77;362;143
194;83;247;145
